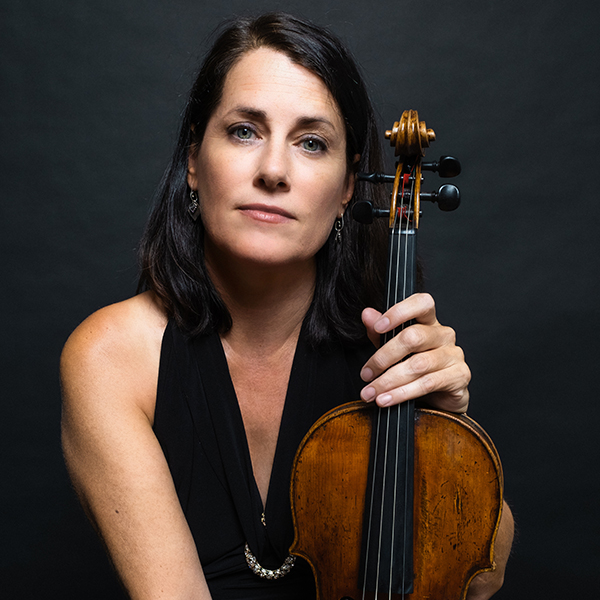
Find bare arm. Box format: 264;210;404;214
61;295;212;600
466;501;515;600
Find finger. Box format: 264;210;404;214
361;323;457;382
362;359;471;413
361;343;466;400
371;293;438;335
361;307;383;348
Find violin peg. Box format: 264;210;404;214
421;156;462;178
352;201;375;224
436;184;461;211
351;201;388;224
420;184;460;211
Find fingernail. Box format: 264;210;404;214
377;394;393;406
360;367;374;381
374;317;390;333
361;386;376;402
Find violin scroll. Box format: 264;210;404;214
355;110;461;226
385;109;435;157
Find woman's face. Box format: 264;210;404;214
187;47;355;271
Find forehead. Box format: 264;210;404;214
216;47;343;125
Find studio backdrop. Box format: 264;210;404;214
2;1;599;597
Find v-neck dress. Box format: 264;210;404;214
153;319;374;599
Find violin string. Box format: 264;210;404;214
361;213;397;600
394;170;410;599
389;194;405;598
377;207;401;600
361;405;381;600
386;179;414;598
375;393;392;598
400;170;415;599
376;207;401;599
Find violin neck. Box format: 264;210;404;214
383;225;417;326
360;224;417;595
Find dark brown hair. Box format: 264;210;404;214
138;12;387;345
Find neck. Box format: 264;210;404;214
205;245;316;354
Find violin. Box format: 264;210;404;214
290;111;504;599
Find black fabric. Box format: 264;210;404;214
153;320;374;598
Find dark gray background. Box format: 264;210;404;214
2;0;599;597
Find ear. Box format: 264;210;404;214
187;125;200;189
340;154;361;215
187;149;199;191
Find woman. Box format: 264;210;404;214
61;13;512;600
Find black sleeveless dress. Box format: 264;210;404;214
153;320;374;599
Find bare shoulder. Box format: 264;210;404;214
60;291;168;422
60;294;210;596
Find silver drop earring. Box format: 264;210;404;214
188;189;200;221
334;216;344;243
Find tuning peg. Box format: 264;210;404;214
420;184;460;211
421;156;461;178
351;201;389;224
357;172;395;184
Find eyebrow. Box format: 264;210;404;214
226;106;337;131
229;106;267;120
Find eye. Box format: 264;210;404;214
233;126;254;140
301;137;326;153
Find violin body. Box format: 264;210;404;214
290;402;503;600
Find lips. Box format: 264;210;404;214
238;203;294;223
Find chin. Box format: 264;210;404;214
238;233;301;257
207;230;325;271
242;249;312;268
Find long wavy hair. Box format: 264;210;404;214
138;12;388;346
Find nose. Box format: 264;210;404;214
254;140;291;192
